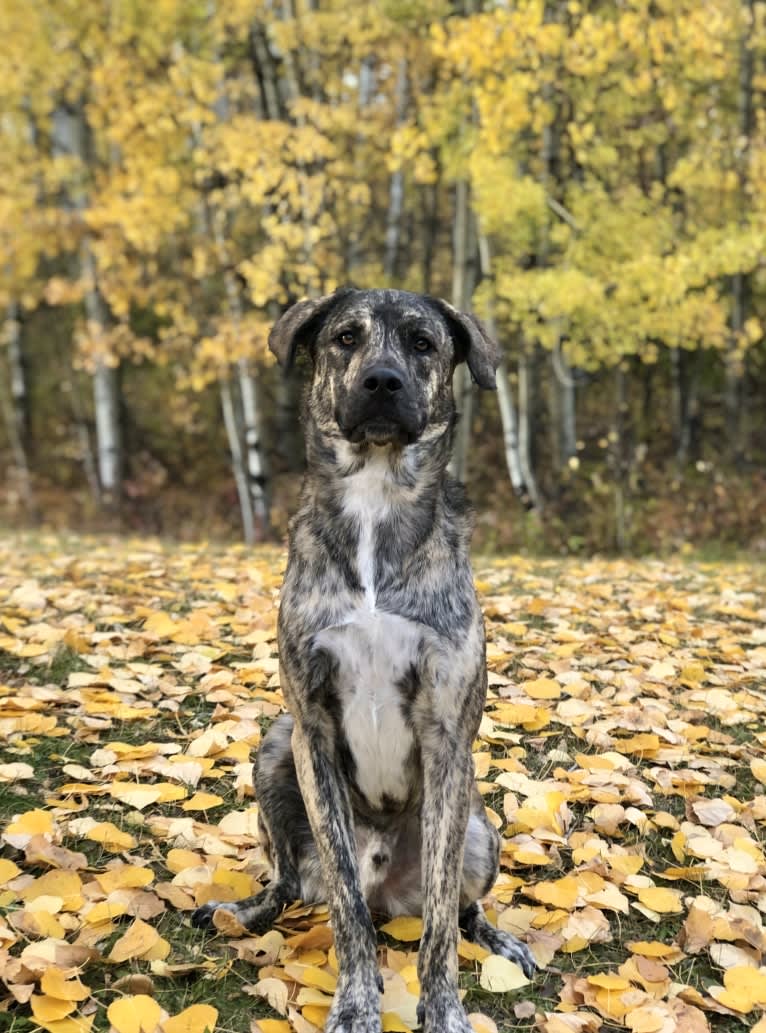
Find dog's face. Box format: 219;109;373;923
269;288;500;448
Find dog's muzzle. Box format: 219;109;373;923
338;365;424;446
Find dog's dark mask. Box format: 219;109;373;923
268;288;500;448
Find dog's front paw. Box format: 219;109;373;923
418;991;472;1033
325;977;382;1033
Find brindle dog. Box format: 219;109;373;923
192;288;536;1032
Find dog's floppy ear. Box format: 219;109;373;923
269;289;355;370
429;299;500;390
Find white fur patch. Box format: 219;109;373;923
316;609;420;808
337;446;396;608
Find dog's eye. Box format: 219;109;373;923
413;337;432;353
337;331;355;347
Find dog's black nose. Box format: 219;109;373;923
362;367;403;395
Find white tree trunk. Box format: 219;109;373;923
92;361;121;496
54;103;122;501
451;367;473;483
211;204;271;536
1;306;34;515
237;358;270;532
476;232;528;502
183;41;269;541
197;25;273;537
7;302;27;438
81;242;121;497
449;179;474;483
518;349;542;511
726;0;755;463
220;377;255;546
612;365;629;553
552;343;577;464
383;59;408;281
496;358;527;499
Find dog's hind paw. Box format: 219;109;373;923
497;933;537;979
489;929;536;975
190;887;285;934
189;900;238;929
460;903;538;978
478;926;537;978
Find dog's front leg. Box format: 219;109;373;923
417;731;475;1033
291;719;382;1033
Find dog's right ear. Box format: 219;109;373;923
268;289;354;371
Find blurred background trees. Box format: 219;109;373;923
1;0;765;552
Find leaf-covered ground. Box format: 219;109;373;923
1;534;766;1033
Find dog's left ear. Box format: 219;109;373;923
269;289;355;370
430;299;500;390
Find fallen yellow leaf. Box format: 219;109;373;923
180;792;224;811
31;995;77;1022
34;1015;93;1033
107;995;162;1033
161;1004;218;1033
382;1013;412;1032
86;822;136;852
96;866;155;894
301;1004;330;1027
468;1016;499;1033
108;919;161;963
40;968;90;1002
626;941;684;960
523;678;561;700
0;857;22;883
587;972;630;991
84;901;128;925
636;887;683;914
714;965;766;1013
380;916;423;942
479;954;530;992
527;876;579;910
458;939;490;961
283;963;337;993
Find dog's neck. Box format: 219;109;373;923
304;414;454;502
301;414;459;581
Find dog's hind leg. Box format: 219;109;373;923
191;714;309;932
458;802;537;978
459;901;536;977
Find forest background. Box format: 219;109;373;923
1;0;765;554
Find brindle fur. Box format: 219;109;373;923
192;289;536;1033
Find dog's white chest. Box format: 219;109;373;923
315;609;420;809
313;448;422;808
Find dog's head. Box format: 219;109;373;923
269;288;500;448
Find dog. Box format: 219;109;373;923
193;288;536;1033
